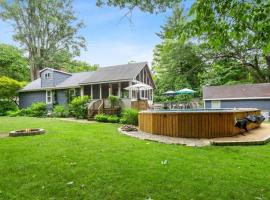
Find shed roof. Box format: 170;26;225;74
203;83;270;100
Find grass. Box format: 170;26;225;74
0;117;270;200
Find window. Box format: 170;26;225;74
69;89;76;97
44;72;52;79
46;90;52;104
211;100;220;109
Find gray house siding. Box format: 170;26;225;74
41;69;54;88
54;71;71;86
56;90;68;105
205;99;270;111
40;69;70;88
19;91;46;109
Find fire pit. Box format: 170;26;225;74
9;129;45;137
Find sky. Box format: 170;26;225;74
0;0;192;67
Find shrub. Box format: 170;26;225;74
69;96;91;119
28;102;47;117
95;114;109;122
121;108;139;125
0;100;17;116
108;95;120;108
119;118;128;124
6;108;31;117
53;105;69;118
107;115;119;123
6;109;21;117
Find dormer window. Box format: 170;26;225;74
44;73;52;79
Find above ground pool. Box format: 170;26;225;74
138;108;262;138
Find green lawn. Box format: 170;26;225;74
0;117;270;200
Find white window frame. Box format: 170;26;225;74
211;100;221;109
46;90;52;104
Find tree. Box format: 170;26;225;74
152;41;206;101
0;76;25;104
96;0;180;13
0;0;85;80
62;60;99;73
189;0;270;82
0;43;29;81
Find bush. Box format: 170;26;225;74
28;102;47;117
119;118;128;124
121;108;139;125
69;96;91;119
6;108;31;117
6;109;21;117
107;115;119;123
95;114;109;122
0;100;17;116
108;95;120;108
95;114;119;123
53;105;69;118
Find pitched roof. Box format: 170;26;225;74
203;83;270;100
21;78;41;91
80;62;147;84
20;62;148;92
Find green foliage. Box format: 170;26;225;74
119;118;128;124
121;108;138;126
95;114;119;123
0;43;29;81
0;100;17;116
152;41;206;101
69;96;90;119
27;102;47;117
95;114;109;122
96;0;180;13
0;0;85;80
0;76;25;100
107;115;119;123
188;0;270;82
52;105;69;118
108;95;120;108
63;60;99;73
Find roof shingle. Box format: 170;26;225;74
203;83;270;100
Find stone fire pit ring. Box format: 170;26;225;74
9;129;45;137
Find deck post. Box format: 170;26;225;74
99;84;102;99
80;86;84;97
109;83;112;96
118;82;121;98
91;85;93;99
129;81;132;99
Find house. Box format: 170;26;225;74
19;62;155;109
203;83;270;119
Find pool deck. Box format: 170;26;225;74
119;123;270;147
212;123;270;146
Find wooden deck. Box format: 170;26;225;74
138;109;261;138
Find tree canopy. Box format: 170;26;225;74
0;76;25;101
96;0;180;13
0;0;86;80
0;43;29;81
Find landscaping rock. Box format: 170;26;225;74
121;125;138;132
